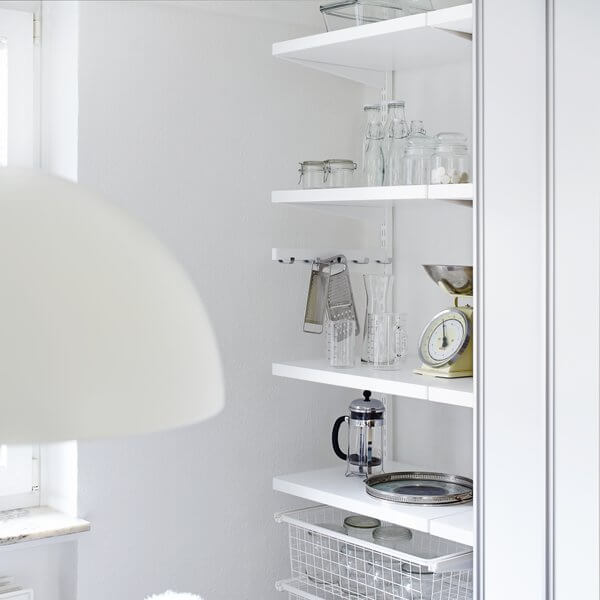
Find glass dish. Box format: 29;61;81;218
320;0;433;31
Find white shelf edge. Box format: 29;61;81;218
272;12;428;57
272;5;472;58
273;463;473;545
272;4;472;86
272;184;472;207
272;359;473;408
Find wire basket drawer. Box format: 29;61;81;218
275;505;472;600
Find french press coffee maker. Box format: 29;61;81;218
332;390;385;478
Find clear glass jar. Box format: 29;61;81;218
363;105;385;186
324;159;357;188
400;120;435;185
298;161;326;189
384;101;408;186
372;524;413;549
343;515;381;540
430;132;471;184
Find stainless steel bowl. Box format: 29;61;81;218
423;265;473;296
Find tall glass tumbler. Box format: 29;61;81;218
327;319;356;368
372;313;408;370
362;274;394;363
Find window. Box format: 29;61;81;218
0;7;39;511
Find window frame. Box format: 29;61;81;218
0;6;41;512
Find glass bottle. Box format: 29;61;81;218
430;132;471;184
362;274;394;363
362;105;385;186
400;120;435;185
384;101;408;186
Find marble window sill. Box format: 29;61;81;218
0;506;90;547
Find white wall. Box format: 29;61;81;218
72;2;365;599
40;0;78;181
0;542;77;599
387;62;473;476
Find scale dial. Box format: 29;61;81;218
418;308;471;368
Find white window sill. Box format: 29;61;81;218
0;506;90;549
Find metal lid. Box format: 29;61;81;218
349;390;385;415
324;159;357;170
387;100;406;107
343;515;381;530
363;104;382;111
299;161;325;172
373;525;413;543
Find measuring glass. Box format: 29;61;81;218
372;313;408;369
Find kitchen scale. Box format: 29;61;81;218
414;265;473;379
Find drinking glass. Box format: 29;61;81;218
327;319;356;368
362;274;394;363
372;313;408;369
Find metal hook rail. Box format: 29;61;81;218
272;248;392;266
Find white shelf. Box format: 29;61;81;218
273;463;473;545
272;184;472;208
272;4;472;87
272;358;473;408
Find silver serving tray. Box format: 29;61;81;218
365;471;473;505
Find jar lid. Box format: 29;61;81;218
387;100;405;108
434;132;468;151
324;159;357;169
299;161;325;170
349;390;385;416
344;515;381;530
363;104;382;111
373;525;413;543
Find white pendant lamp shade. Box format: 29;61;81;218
0;169;224;442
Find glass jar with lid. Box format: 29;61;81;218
324;159;357;188
343;514;381;540
298;161;326;189
400;120;435;185
430;132;471;184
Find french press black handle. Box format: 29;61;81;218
331;415;347;461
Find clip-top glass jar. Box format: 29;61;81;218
400;120;435;185
324;159;357;188
430;132;471;184
298;161;326;189
332;390;385;477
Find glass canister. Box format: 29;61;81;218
363;105;385;186
400;120;435;185
343;515;381;541
298;161;326;189
362;274;394;363
384;101;409;186
430;132;471;184
324;159;357;187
